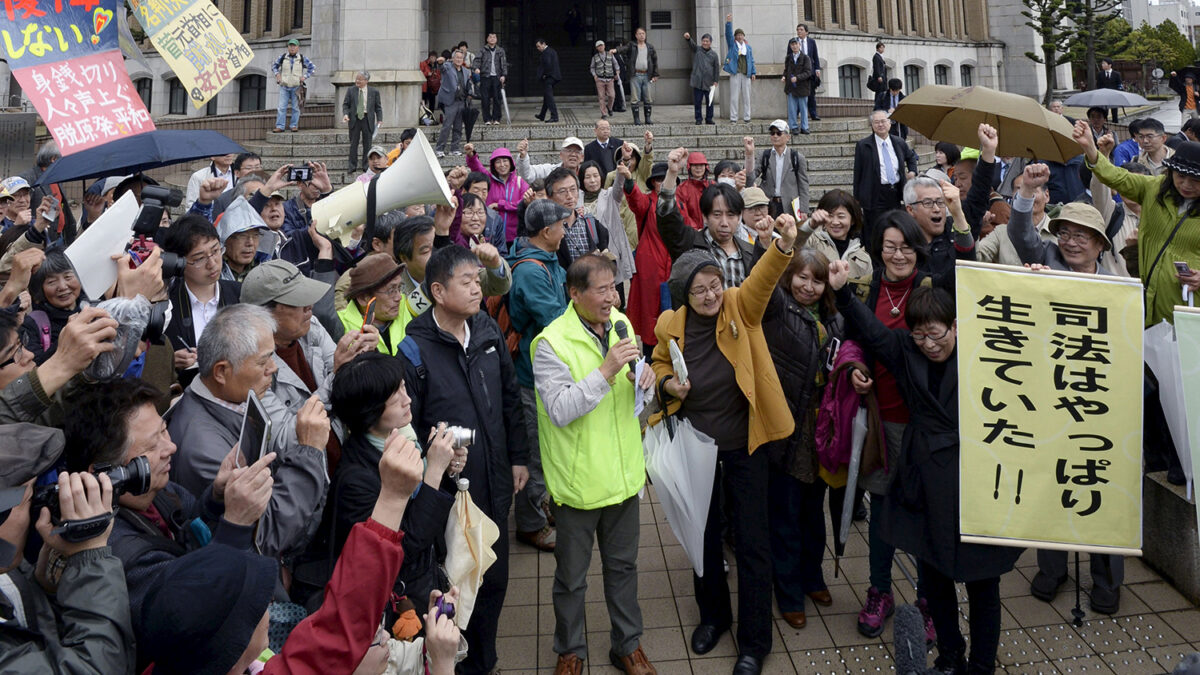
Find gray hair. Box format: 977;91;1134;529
198;304;276;377
868;109;889;123
235;177;265;198
356;71;371;80
30;250;79;304
903;175;943;205
35;140;61;169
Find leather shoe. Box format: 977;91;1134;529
782;611;806;628
534;113;545;121
811;115;822;120
553;653;582;675
1030;571;1068;602
733;655;763;675
610;646;656;675
690;624;728;654
807;589;833;607
516;526;556;552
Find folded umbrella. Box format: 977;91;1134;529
443;478;498;630
1063;89;1151;109
891;85;1081;163
1147;319;1194;498
500;88;511;126
643;416;718;577
36;130;245;187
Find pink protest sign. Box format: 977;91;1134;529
13;48;154;154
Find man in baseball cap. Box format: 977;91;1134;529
242;259;372;458
0;424;134;672
513;136;586;183
1;177;31;232
357;145;390;184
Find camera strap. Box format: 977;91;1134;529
52;513;114;543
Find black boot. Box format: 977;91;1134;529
643;104;652;124
631;104;641;125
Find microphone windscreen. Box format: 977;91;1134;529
892;603;928;675
615;321;629;340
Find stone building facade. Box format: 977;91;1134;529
0;0;1066;123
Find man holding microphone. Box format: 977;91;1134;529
531;253;657;675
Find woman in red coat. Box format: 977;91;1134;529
625;162;672;351
674;151;711;229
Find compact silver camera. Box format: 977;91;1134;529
445;425;475;448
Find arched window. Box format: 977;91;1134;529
134;78;152;108
168;79;186;115
934;64;948;85
839;64;863;99
904;64;922;93
239;74;267;111
960;64;974;86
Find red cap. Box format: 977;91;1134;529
688;151;708;166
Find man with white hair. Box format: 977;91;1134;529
166;303;332;559
516;136;586;183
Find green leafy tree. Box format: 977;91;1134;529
1067;0;1121;89
1153;20;1195;72
1022;0;1074;103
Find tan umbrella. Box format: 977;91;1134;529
443;477;498;630
890;85;1082;163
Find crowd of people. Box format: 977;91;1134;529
0;71;1197;675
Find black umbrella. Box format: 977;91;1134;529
36;130;245;187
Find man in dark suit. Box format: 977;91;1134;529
535;38;562;123
582;119;623;176
1097;57;1122;123
795;24;821;120
853;110;918;242
868;42;887;93
341;71;382;171
436;50;470;156
874;78;907;139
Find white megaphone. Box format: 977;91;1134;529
312;129;452;246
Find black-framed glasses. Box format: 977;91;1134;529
911;326;951;345
0;332;33;369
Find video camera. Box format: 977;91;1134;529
128;185;186;281
31;456;152;541
126;185;185;345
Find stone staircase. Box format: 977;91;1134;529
162;108;932;204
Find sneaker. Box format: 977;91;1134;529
436;151;445;158
451;150;463;156
856;586;895;638
516;525;556;552
917;597;937;647
272;127;284;133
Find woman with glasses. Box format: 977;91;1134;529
163;215;244;386
1009;164;1116;276
19;250;85;365
650;213;808;674
455;193;508;256
828;261;1020;675
337;252;411;356
844;211;941;643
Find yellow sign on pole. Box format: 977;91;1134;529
955;262;1143;555
128;0;253;108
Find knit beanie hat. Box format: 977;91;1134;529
138;544;279;675
667;249;722;309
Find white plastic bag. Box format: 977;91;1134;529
643;417;718;577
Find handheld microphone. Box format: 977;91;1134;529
892;603;930;675
614;321;629;341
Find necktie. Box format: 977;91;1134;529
356;88;365;119
882;141;897;184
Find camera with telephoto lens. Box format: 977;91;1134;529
128;185;186;281
31;456;153;524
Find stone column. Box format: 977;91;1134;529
313;0;427;128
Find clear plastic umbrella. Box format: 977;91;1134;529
443;478;498;630
644;416;718;576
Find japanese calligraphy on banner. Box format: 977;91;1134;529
13;49;153;152
2;0;154;155
956;262;1143;555
1;0;117;66
127;0;252;108
1173;307;1200;545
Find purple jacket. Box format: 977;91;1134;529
815;339;886;475
467;147;529;242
